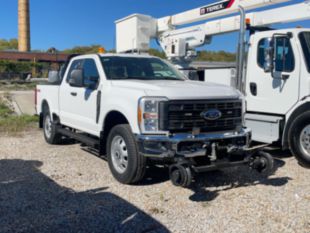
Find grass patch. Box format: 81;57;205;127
0;101;13;117
0;97;38;135
0;115;38;134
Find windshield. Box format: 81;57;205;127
299;32;310;72
101;56;186;81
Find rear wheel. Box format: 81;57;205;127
43;109;62;144
289;111;310;167
107;124;146;184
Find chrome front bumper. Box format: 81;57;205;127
136;128;251;159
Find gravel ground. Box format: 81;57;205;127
0;129;309;233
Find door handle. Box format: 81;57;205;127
70;92;77;97
250;83;257;96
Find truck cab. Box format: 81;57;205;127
244;29;310;166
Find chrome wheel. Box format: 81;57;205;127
299;124;310;158
44;114;52;139
111;135;128;174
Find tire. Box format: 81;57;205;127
43;108;62;144
253;151;274;176
288;111;310;168
169;165;192;188
107;124;146;184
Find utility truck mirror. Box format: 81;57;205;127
263;38;274;73
48;70;60;83
69;69;84;87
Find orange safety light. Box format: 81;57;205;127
98;47;105;53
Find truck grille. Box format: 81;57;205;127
159;99;242;133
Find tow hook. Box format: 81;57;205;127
169;162;193;188
249;151;274;176
208;143;217;162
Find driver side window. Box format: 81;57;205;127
257;37;295;73
274;37;295;72
83;59;100;88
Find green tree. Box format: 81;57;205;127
148;49;166;59
0;39;18;51
62;45;104;54
196;50;236;62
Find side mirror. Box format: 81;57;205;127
48;70;60;83
69;69;84;87
263;38;274;73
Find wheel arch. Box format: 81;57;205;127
40;100;60;127
100;110;130;155
282;102;310;149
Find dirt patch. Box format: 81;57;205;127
0;131;309;233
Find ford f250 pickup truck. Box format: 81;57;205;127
36;53;273;187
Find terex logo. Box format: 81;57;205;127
200;0;235;15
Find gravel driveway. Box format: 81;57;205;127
0;129;309;233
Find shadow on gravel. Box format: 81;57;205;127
189;154;291;202
137;165;170;186
0;159;170;233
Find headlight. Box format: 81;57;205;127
138;97;168;134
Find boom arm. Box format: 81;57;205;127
157;0;289;32
116;0;289;54
160;1;310;59
115;0;310;59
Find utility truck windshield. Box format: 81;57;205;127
101;56;185;81
299;32;310;72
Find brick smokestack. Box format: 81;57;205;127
18;0;31;52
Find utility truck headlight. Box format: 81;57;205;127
138;97;168;134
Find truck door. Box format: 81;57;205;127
246;32;300;115
59;58;101;135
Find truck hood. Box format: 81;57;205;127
111;80;240;100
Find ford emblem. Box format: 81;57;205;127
201;109;222;121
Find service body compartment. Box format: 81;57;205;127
245;113;283;144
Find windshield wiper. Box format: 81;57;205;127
110;76;184;81
155;77;184;81
110;76;146;80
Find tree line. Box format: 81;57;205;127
0;39;236;76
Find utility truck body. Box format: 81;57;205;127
115;0;310;166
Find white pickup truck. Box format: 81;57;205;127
36;53;273;187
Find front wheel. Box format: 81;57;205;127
107;124;146;184
289;111;310;167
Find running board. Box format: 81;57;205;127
57;127;100;148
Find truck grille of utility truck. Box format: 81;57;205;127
159;99;242;133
